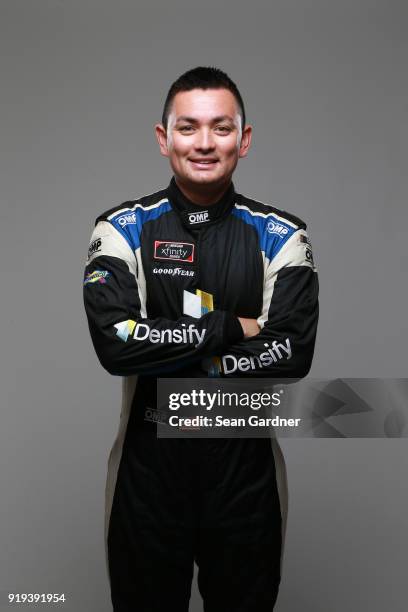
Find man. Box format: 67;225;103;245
83;67;318;611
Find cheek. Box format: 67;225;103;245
169;136;191;158
222;140;241;158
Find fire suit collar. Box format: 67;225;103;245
167;176;236;228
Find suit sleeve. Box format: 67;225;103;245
83;220;242;376
220;227;319;378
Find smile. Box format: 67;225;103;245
189;159;218;169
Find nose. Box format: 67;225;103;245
194;127;215;152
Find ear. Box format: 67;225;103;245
155;123;169;157
238;124;253;158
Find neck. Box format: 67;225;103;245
174;177;232;206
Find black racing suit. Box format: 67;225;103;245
83;177;319;611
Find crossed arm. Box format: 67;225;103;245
83;221;318;378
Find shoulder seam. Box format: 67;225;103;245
106;198;170;221
95;187;169;225
234;203;304;230
235;194;307;229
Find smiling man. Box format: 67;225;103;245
83;67;319;611
156;86;250;203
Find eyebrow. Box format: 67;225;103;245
175;115;236;124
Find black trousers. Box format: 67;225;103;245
108;422;282;612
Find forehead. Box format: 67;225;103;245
170;88;239;121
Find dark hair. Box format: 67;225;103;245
161;66;246;129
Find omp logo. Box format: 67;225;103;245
117;212;137;227
154;241;194;263
114;320;206;347
222;339;292;374
153;267;195;277
188;210;209;225
83;270;111;285
266;220;289;238
305;248;314;264
88;238;101;258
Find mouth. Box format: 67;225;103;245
188;158;218;170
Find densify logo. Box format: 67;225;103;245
114;320;206;347
222;339;292;374
154;241;195;263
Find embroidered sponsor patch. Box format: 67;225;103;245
305;248;314;265
114;320;206;347
183;289;214;318
153;267;195;277
188;210;209;225
84;270;111;285
266;220;289;238
154;241;195;263
117;212;137;227
222;339;292;374
88;237;102;259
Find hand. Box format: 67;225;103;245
238;317;261;339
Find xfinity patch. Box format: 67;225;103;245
154;241;195;263
188;210;209;225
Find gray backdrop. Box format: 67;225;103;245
1;0;407;610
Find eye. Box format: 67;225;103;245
215;125;233;134
178;125;195;133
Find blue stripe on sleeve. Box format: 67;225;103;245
232;207;296;260
109;201;172;250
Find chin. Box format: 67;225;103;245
186;171;219;184
193;173;219;182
